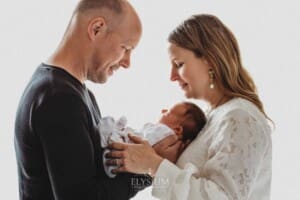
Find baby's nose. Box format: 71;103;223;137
161;109;168;114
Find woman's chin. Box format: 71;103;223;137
184;90;199;99
183;91;192;99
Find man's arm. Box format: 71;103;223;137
34;92;101;199
34;92;150;199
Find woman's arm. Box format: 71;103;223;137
107;109;271;199
106;134;182;176
152;109;271;200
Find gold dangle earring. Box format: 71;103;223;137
208;69;215;89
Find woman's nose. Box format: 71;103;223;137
170;67;179;81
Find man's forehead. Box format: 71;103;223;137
123;39;137;49
123;32;141;48
119;7;142;46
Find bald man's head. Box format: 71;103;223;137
75;0;124;15
56;0;142;83
71;0;129;32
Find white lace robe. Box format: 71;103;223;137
152;98;272;200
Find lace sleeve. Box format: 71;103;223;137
152;109;270;200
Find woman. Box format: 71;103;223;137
107;14;272;200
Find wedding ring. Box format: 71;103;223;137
115;159;121;167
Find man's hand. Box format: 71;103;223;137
106;134;163;176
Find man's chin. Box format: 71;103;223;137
98;80;107;84
89;76;108;84
98;77;109;84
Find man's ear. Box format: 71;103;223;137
87;17;107;41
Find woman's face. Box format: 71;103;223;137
168;43;211;100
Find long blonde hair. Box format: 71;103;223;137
168;14;270;119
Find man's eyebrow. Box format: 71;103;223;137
124;38;137;50
121;45;134;51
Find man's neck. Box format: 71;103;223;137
46;42;87;84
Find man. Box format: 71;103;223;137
14;0;148;199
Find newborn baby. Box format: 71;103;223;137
99;101;206;177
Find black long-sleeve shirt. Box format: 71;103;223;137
14;63;150;200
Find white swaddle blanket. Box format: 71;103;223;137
99;116;175;178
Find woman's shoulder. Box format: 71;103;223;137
205;98;272;148
211;98;271;131
213;98;260;117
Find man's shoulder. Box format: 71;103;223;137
19;64;87;110
35;64;83;92
28;64;84;95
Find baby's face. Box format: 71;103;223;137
159;103;187;131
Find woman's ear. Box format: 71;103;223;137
203;58;211;67
87;17;107;41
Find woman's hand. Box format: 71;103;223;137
153;135;184;163
106;134;164;176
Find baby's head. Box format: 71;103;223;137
159;102;206;142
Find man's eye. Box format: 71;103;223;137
121;46;129;52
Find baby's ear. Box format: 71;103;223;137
173;126;183;138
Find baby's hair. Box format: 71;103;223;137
181;102;206;141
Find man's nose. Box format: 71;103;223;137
119;52;131;69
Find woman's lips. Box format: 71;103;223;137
180;83;188;89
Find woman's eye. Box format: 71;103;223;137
176;62;184;68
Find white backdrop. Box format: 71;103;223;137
1;0;299;199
